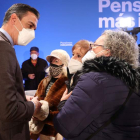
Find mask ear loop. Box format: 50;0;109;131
96;50;105;55
14;25;19;32
17;17;24;28
14;17;24;32
96;47;110;56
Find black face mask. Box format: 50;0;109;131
49;63;63;77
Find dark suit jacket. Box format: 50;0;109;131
0;31;34;140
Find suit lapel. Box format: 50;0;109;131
0;31;12;45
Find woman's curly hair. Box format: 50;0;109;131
102;30;139;68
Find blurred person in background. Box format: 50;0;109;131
21;46;48;90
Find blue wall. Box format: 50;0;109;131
0;0;140;67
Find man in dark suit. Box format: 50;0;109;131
0;3;42;140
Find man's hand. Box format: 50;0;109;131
26;95;34;101
61;88;72;101
31;97;42;116
28;74;35;79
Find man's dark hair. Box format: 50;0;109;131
3;3;40;25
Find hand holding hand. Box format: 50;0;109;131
26;95;34;101
61;88;72;101
32;97;42;116
33;100;49;121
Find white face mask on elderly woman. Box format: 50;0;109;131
82;49;105;63
68;59;83;74
82;50;96;63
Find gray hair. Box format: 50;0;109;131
3;3;40;25
102;30;139;68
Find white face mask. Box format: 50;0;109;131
31;54;38;60
82;50;105;63
14;18;35;46
68;58;83;74
82;50;96;63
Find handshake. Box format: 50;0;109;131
26;96;49;134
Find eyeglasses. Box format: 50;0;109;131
90;43;104;50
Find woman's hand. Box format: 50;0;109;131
26;95;34;101
60;88;72;101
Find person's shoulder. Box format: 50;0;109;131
80;71;100;79
38;57;46;61
0;40;13;51
80;71;111;84
22;59;30;64
38;58;48;64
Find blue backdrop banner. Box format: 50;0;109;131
0;0;140;66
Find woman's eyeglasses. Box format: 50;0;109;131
89;43;104;50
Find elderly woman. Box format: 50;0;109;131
58;40;91;140
54;30;140;140
58;40;91;110
30;49;70;140
66;40;90;91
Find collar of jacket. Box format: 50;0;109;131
77;56;140;92
29;57;39;66
36;75;68;100
0;31;11;45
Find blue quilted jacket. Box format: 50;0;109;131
54;57;140;140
